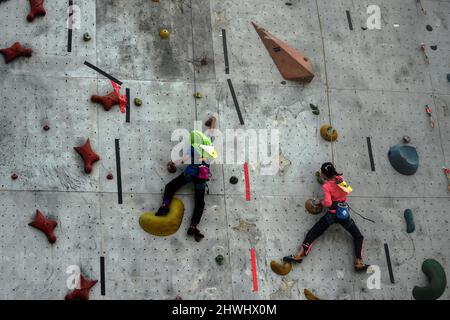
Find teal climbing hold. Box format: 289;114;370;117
413;259;447;300
404;209;415;233
388;144;419;175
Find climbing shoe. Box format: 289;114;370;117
283;255;303;264
155;205;170;216
354;264;371;272
187;227;205;242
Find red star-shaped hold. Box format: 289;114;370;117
91;92;120;111
65;274;98;300
0;42;33;64
74;139;100;174
28;210;57;244
27;0;46;22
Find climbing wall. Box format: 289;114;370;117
1;0;449;300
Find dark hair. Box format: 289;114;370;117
321;162;342;178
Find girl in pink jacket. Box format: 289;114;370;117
284;162;369;272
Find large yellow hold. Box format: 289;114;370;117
139;198;184;236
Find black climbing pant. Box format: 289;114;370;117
302;212;364;260
162;173;206;225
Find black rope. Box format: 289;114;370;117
349;205;376;223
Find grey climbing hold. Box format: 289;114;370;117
402;135;411;144
413;259;447;300
83;33;92;42
404;209;415;233
388;144;419;175
215;255;224;265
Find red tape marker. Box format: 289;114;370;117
111;81;127;113
250;247;258;292
244;162;251;201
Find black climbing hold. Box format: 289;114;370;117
404;209;415;233
430;45;437;51
402;135;411;144
229;176;238;184
83;33;92;41
447;74;450;82
285;2;292;6
361;26;368;31
413;259;447;300
215;255;224;266
426;25;433;31
281;81;287;85
43;125;50;131
11;173;18;180
388;145;419;175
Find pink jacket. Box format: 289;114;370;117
321;176;348;212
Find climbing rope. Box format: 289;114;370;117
348;205;376;224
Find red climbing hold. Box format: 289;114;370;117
27;0;46;22
74;139;100;174
91;92;120;111
28;210;57;244
106;173;114;180
0;42;32;64
65;274;98;300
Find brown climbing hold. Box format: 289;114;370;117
0;42;32;64
304;289;320;300
27;0;46;22
252;22;314;83
270;260;292;276
65;274;98;300
205;116;217;129
28;210;57;244
305;199;323;215
91;92;120;111
74;139;100;174
11;173;18;180
43;125;50;131
320;124;338;142
167;161;176;173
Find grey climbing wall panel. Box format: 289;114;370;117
0;0;97;78
0;0;449;300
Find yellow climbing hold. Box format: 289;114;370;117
159;28;170;39
304;289;320;300
139;198;184;236
320;124;338;142
270;260;292;276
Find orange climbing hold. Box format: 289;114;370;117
65;274;98;300
91;92;120;111
252;22;314;83
28;210;57;244
74;138;100;174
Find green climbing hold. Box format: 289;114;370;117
413;259;447;300
215;255;224;265
404;209;415;233
134;98;143;106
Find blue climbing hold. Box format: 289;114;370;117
404;209;415;233
388;144;419;175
